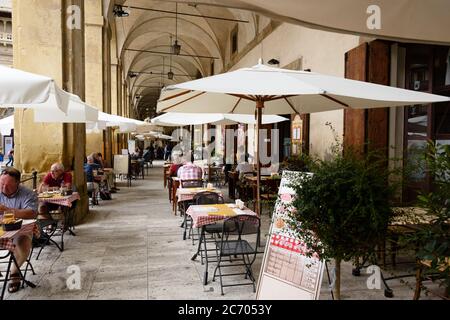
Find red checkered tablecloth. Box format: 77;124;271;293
0;220;40;252
186;204;257;228
38;192;80;208
176;188;223;203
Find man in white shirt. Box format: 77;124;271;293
236;162;254;178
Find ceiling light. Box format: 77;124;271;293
113;5;129;17
172;40;181;55
167;70;174;80
172;3;181;55
268;58;280;65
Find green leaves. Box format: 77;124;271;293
288;149;394;263
401;141;450;293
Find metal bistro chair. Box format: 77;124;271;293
179;178;204;224
189;191;225;285
1;249;36;300
212;215;260;295
180;179;203;189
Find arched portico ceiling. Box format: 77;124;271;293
111;0;262;116
124;32;208;76
113;0;258;76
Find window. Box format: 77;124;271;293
230;25;238;56
435;101;450;136
403;44;450;202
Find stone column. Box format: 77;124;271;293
84;0;104;157
13;0;89;221
62;0;89;223
102;24;113;167
13;0;65;174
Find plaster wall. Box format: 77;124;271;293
231;23;361;159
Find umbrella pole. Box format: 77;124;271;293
255;100;263;216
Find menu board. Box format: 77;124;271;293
113;155;129;175
256;171;325;300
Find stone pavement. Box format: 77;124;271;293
1;161;440;300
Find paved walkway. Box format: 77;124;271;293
2;161;439;300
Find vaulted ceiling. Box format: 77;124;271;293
110;0;268;119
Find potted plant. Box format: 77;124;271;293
287;148;395;299
279;153;313;173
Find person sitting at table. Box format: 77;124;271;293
236;156;254;178
169;155;184;177
89;152;104;170
38;163;72;217
39;163;72;193
0;167;38;293
84;155;101;200
177;160;203;181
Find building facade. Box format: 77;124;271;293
9;1;450;212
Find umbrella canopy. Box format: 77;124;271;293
0;115;14;136
33;93;98;123
149;131;173;140
151;112;288;126
157;63;449;114
85;112;160;133
177;0;450;45
157;62;450;215
0;65;73;113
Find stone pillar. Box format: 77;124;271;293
84;0;104;157
102;24;113;167
62;0;89;223
13;0;89;221
13;0;65;174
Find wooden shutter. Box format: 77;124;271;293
344;42;367;154
344;40;390;155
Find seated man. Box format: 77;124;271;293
177;161;203;181
236;161;254;178
84;155;101;200
38;163;72;217
169;155;184;177
90;152;104;170
39;163;72;192
0;168;38;293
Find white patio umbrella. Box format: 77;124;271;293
33;92;98;123
0;65;72;113
0;115;14;136
88;111;141;130
149;132;173;140
151;112;288;126
85;112;160;133
157;62;450;215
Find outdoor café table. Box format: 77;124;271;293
0;219;39;299
176;187;224;240
186;203;258;285
37;192;81;251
